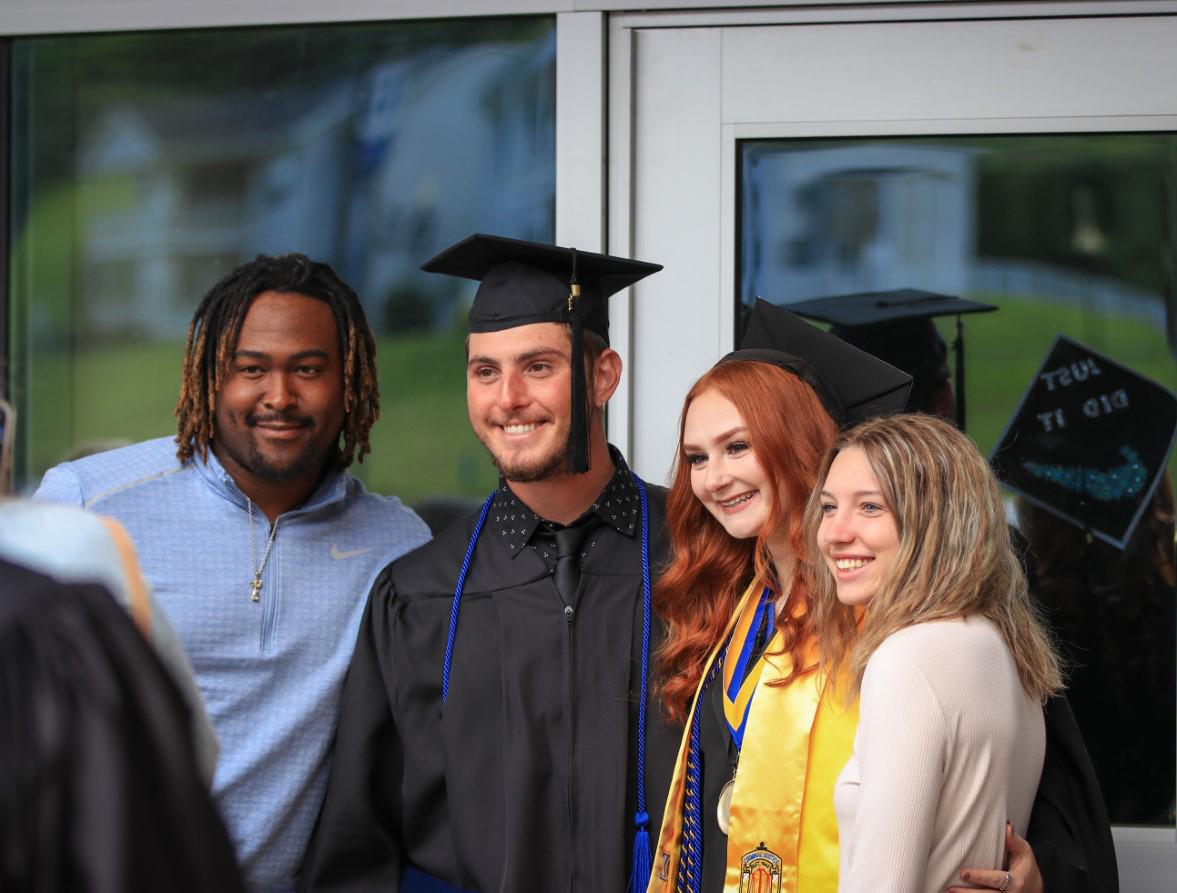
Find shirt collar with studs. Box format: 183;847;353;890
487;445;640;571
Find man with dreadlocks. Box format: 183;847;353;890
35;253;430;893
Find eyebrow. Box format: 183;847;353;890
467;347;568;368
820;489;886;500
682;425;748;452
233;349;330;362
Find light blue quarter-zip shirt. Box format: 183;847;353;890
35;436;431;892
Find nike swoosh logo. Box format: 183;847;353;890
331;545;377;560
1022;445;1147;502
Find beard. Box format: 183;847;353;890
218;414;333;483
239;440;324;482
480;434;571;483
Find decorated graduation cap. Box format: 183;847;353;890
786;288;996;429
990;335;1177;549
422;233;662;474
724;298;913;426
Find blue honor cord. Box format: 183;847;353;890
440;491;495;704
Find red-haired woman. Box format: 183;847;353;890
647;354;848;893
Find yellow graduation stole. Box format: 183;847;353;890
649;580;859;893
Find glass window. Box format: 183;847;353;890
8;17;556;525
740;134;1177;827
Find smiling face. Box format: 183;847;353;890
212;290;345;493
466;322;578;483
818;446;901;607
682;388;782;549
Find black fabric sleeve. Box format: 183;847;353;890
300;568;406;893
0;560;246;893
1027;694;1119;893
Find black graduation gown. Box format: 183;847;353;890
1029;695;1119;893
301;486;682;893
0;558;246;893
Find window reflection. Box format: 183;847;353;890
740;134;1177;827
9;17;556;513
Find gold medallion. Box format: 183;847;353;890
717;778;735;834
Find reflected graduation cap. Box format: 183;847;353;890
421;233;662;474
990;335;1177;549
785;288;996;429
725;298;913;426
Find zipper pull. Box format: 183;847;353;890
564;604;575;624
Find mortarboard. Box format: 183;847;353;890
990;335;1177;550
785;288;996;429
421;233;662;474
724;298;913;426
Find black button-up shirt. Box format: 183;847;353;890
487;446;641;573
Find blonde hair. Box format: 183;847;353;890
807;413;1064;703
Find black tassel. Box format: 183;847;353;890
568;249;590;474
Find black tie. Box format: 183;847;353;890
553;523;592;617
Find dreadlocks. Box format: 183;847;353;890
175;253;379;469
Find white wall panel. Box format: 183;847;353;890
628;26;726;484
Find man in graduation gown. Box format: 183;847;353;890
301;235;683;892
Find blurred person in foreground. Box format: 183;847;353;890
0;556;246;892
0;398;216;781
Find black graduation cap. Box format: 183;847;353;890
785;288;996;429
421;233;662;474
725;298;912;426
990;335;1177;549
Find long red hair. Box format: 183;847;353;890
655;360;838;721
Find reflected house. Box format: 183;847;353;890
79;85;354;339
77;33;555;340
354;37;555;330
742;144;976;302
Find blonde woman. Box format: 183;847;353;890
811;413;1064;893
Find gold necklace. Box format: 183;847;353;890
246;497;281;603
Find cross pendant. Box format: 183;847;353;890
250;577;262;602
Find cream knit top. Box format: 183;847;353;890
835;616;1045;892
